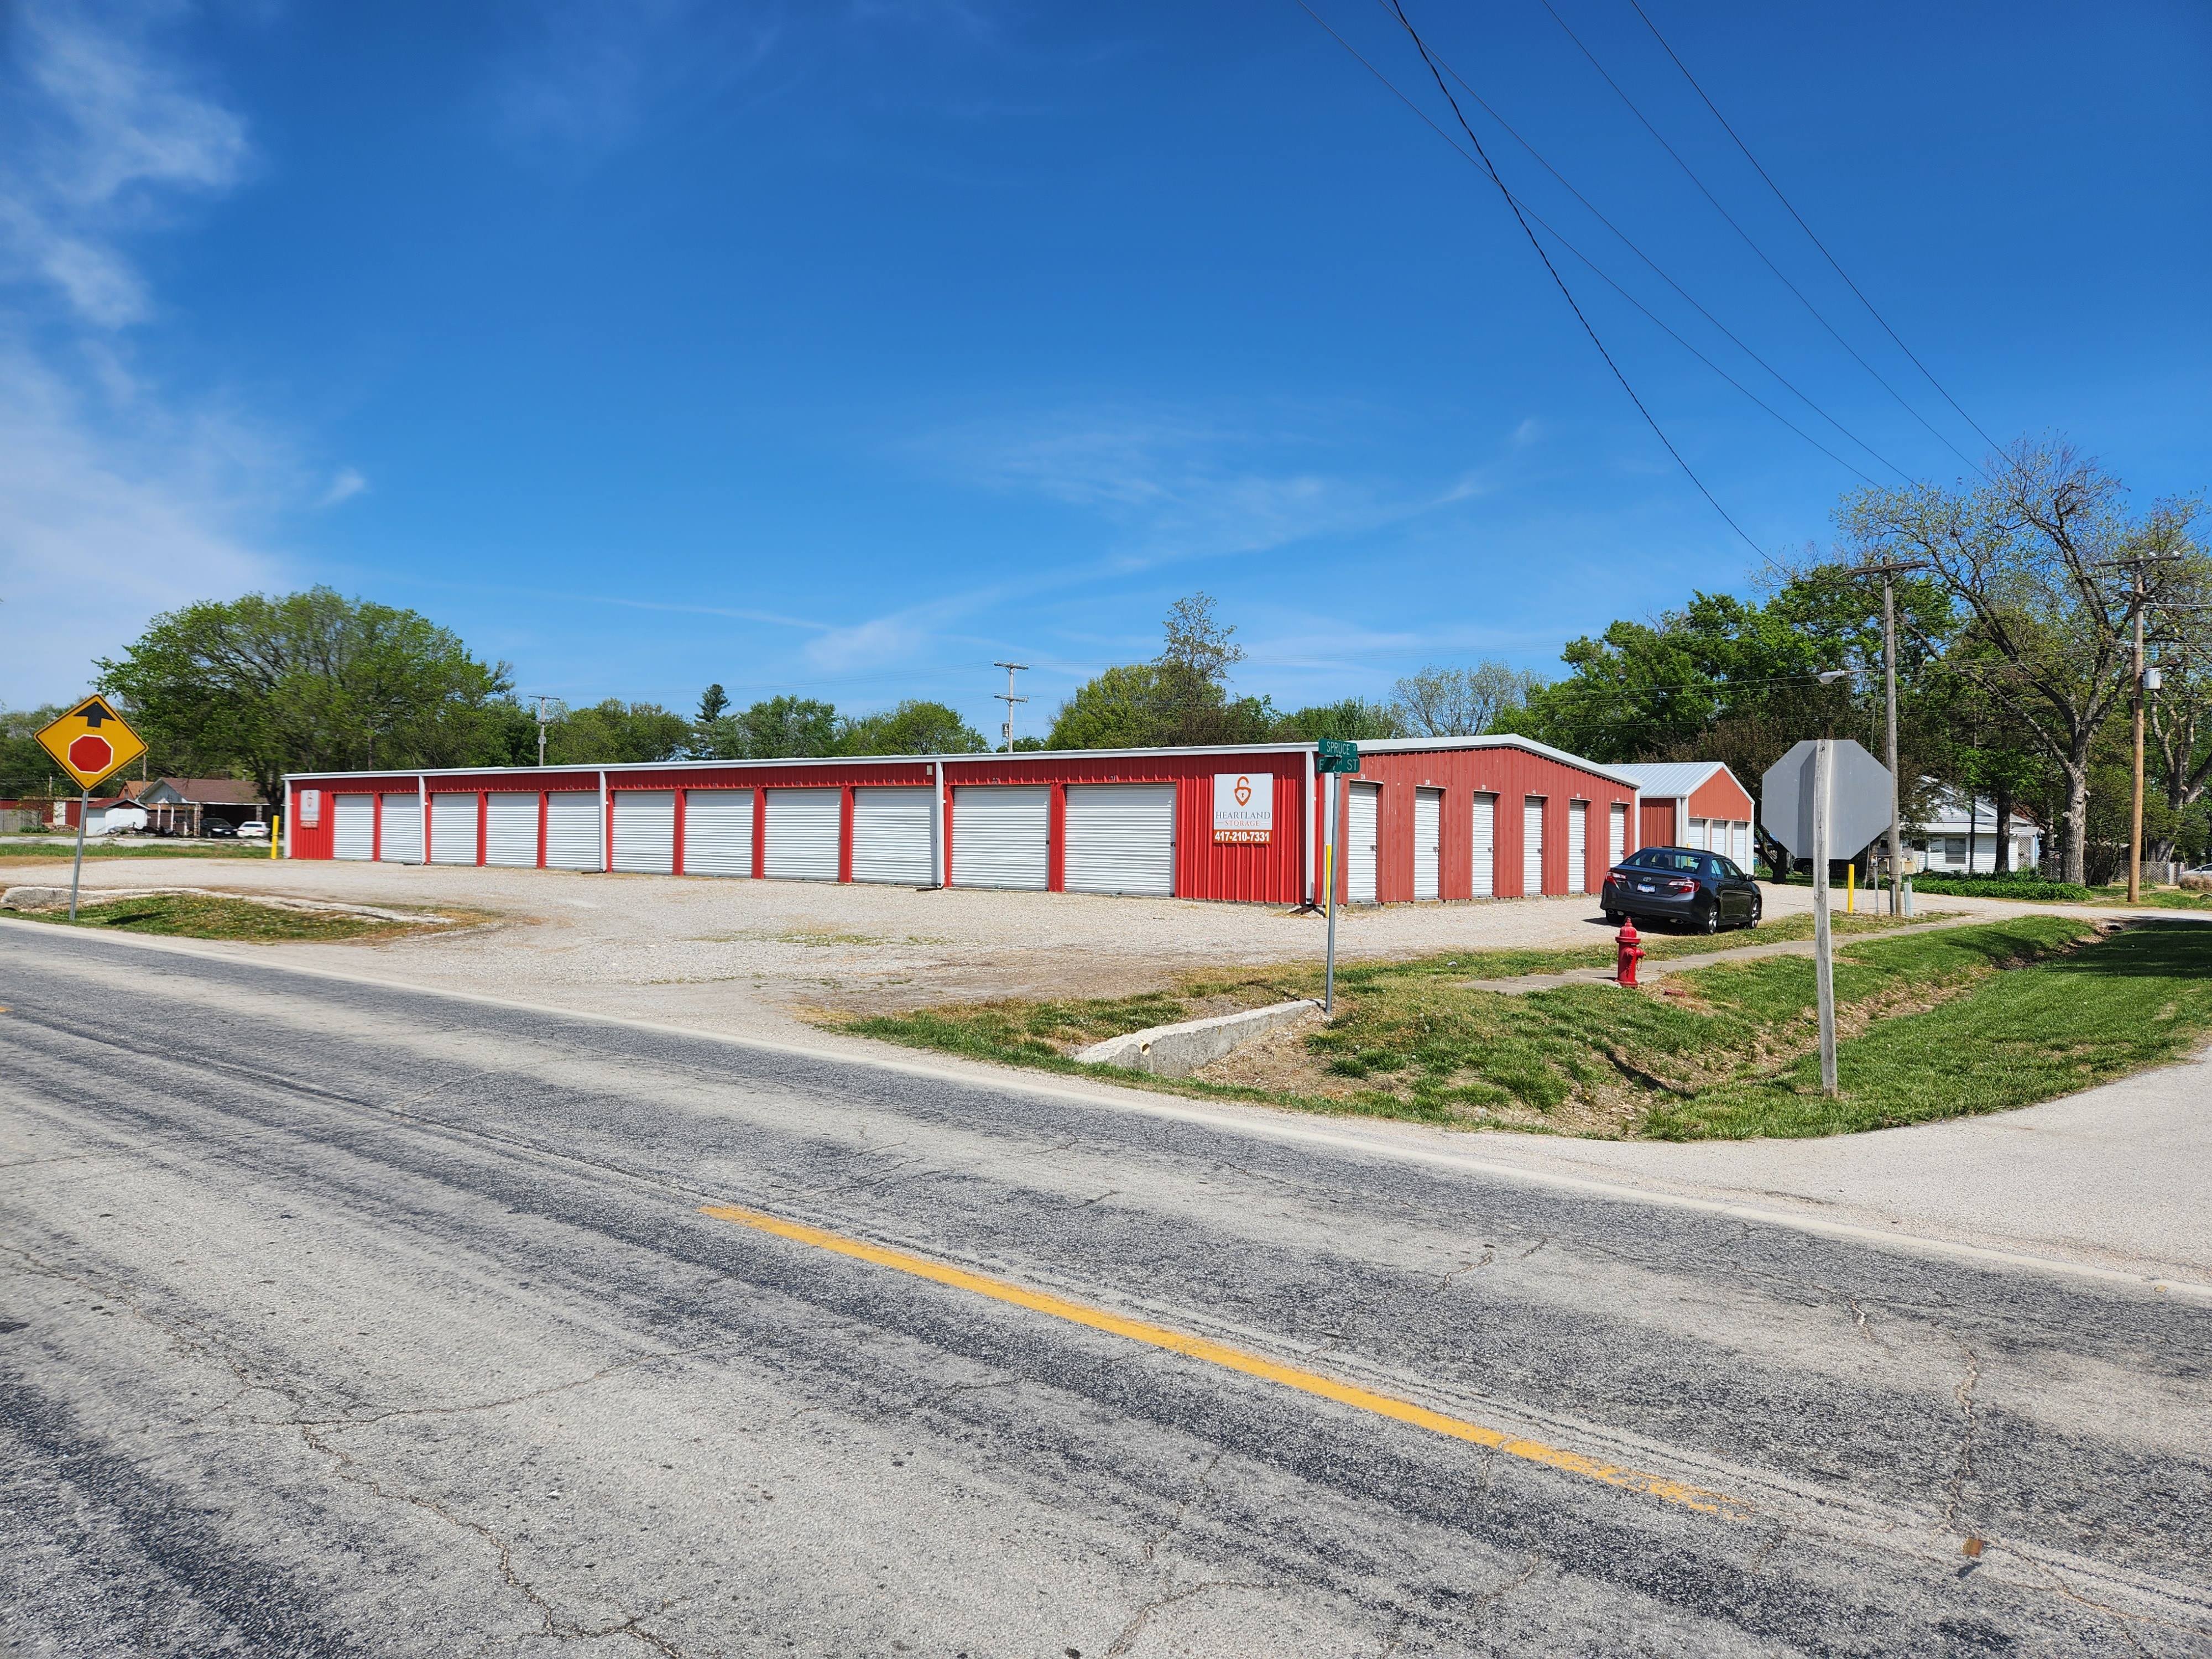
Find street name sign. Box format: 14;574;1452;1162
37;697;146;791
1316;739;1360;774
1761;738;1893;860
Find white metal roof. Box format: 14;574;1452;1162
1610;760;1735;800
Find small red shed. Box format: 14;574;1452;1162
1613;762;1756;869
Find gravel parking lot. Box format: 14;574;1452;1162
0;851;2010;1046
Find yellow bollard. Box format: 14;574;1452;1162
1847;860;1855;914
270;813;281;859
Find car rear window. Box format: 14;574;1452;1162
1641;851;1704;873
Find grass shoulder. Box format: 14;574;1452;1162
4;891;467;943
823;916;2211;1142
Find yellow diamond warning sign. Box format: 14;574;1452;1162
37;697;148;791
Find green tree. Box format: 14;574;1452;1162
694;695;841;760
98;588;520;805
1390;661;1541;737
1272;698;1405;742
1840;439;2206;881
1048;592;1276;749
544;700;691;764
834;700;988;755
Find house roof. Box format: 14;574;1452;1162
137;778;269;806
1610;760;1733;799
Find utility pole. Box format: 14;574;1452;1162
2096;552;2197;901
992;662;1029;752
1851;559;1925;915
529;695;567;768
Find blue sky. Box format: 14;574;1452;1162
2;1;2206;740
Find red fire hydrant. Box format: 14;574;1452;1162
1615;917;1644;988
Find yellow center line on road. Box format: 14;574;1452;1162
700;1202;1749;1518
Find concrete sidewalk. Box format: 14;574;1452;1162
1429;1041;2212;1287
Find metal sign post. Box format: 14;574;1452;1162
1324;770;1339;1013
35;697;149;925
1764;737;1893;1100
1812;739;1838;1097
68;787;90;921
1314;740;1359;1014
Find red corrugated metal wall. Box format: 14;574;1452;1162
938;751;1307;902
1343;749;1635;903
283;743;1631;907
1689;771;1753;823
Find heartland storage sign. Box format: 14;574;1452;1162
1212;772;1272;844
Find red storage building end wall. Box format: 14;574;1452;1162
1689;771;1754;823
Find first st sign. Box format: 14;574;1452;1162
37;697;147;791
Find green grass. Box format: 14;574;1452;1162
1646;919;2212;1138
831;915;2208;1140
1;840;273;860
1910;873;2094;901
8;891;433;942
2081;884;2212;912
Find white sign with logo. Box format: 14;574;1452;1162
297;789;321;828
1212;773;1271;844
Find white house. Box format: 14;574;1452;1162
1908;784;2041;874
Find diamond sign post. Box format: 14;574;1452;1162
35;696;149;921
1761;738;1896;1097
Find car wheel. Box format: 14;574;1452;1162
1696;901;1720;935
1603;910;1621;926
1747;895;1763;927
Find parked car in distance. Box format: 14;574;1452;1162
235;822;269;841
202;820;238;838
1602;846;1764;933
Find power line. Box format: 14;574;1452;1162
1308;1;1880;494
1342;0;1769;559
1623;0;2005;462
1363;5;1907;483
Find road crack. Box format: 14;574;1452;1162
1104;1578;1269;1657
1940;1338;1980;1533
1141;1451;1224;1565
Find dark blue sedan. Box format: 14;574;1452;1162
1601;846;1764;934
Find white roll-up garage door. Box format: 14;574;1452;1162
1346;782;1379;904
486;792;539;868
1688;816;1708;851
951;786;1048;890
1470;792;1495;897
682;790;753;876
1567;801;1588;894
1523;797;1546;895
1413;788;1441;901
1609;802;1627;868
379;793;422;864
1063;784;1175;896
765;789;841;881
430;792;478;865
613;791;676;874
545;791;602;871
852;787;933;885
333;794;375;860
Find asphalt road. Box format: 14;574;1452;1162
3;922;2208;1658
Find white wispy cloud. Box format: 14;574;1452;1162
318;467;369;507
922;403;1405;568
0;2;249;327
490;0;783;147
0;4;294;705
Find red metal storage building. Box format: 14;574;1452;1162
1614;762;1756;869
282;737;1642;907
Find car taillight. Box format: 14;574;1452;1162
1667;878;1696;894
